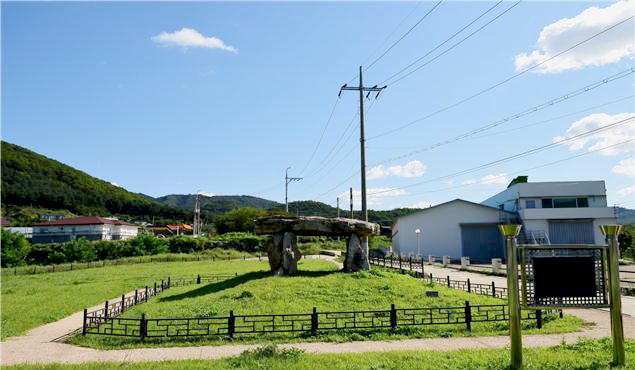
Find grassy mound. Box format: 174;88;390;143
69;262;583;349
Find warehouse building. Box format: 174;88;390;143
392;177;617;262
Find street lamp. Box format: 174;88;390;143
415;229;421;258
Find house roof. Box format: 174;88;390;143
395;199;513;224
166;224;193;231
35;216;136;227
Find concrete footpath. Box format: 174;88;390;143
1;258;634;366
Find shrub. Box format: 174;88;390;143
0;229;30;267
168;235;204;253
214;207;268;234
62;238;97;262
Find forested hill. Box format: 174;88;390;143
156;194;279;215
155;195;422;226
1;141;189;222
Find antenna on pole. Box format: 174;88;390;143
350;187;354;219
193;191;202;237
285;167;302;213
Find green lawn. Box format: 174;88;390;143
6;338;634;370
69;262;583;349
1;259;271;339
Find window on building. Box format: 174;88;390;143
577;198;589;207
525;200;536;209
542;198;553;208
553;198;577;208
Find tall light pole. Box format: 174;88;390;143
285;167;302;213
415;229;421;258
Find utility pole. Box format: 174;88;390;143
193;192;202;237
339;66;386;221
349;187;354;219
336;197;340;218
285;167;302;213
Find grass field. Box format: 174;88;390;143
69;262;583;349
1;259;271;339
6;338;634;370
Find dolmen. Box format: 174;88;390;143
254;216;380;275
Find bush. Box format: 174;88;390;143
214;207;268;234
168;235;204;253
62;238;97;262
1;229;30;267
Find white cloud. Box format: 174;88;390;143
612;158;635;177
461;179;478;185
514;1;635;73
152;28;238;53
110;182;119;187
554;113;635;155
480;173;509;185
339;188;408;207
367;160;427;180
198;191;215;197
617;185;635;197
411;201;433;208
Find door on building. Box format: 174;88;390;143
461;224;505;263
548;220;594;244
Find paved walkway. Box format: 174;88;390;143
1;257;633;366
396;261;635;317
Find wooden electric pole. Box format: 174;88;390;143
339;66;386;221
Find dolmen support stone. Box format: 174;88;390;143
255;216;380;275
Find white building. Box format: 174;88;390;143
393;199;512;262
5;227;33;239
392;177;617;262
481;179;616;245
32;216;138;244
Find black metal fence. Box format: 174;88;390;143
370;256;511;298
83;301;551;339
81;273;237;334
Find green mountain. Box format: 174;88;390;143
1;141;190;224
156;194;279;215
155;195;420;227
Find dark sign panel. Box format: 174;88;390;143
533;256;596;299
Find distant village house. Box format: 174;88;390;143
32;216;139;244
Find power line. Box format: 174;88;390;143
361;2;424;68
299;97;340;175
369;15;635;140
378;0;506;86
400;138;635;198
304;99;377;180
367;68;634;166
364;0;444;72
367;116;634;196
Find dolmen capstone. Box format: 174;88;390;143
254;216;380;275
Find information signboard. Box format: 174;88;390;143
519;245;608;309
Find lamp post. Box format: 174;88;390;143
499;224;523;370
415;229;421;258
600;224;625;366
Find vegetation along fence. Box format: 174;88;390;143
82;272;558;340
2;254;266;276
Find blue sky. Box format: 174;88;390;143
2;1;634;210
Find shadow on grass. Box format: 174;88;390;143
160;269;340;302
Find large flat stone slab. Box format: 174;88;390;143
254;216;380;237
